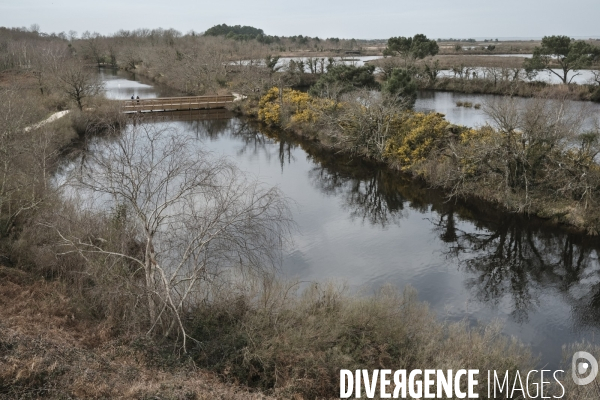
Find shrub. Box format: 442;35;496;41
381;68;417;107
257;87;281;125
70;97;126;136
591;87;600;102
384;112;450;171
189;282;535;399
258;87;336;128
309;64;379;99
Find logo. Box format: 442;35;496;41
572;351;598;386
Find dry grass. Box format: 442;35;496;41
0;266;275;399
431;76;596;101
0;262;543;399
436;40;540;55
188;281;537;399
424;54;531;69
370;55;532;71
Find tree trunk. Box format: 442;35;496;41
145;237;157;325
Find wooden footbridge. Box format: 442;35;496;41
122;95;235;113
128;108;234;122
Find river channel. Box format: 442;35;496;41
98;69;600;369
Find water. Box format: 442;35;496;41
98;68;182;99
235;56;383;72
415;91;490;126
439;67;598;85
415;90;600;128
275;55;383;70
532;69;598;85
98;73;600;369
473;54;534;58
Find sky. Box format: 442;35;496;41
1;0;599;40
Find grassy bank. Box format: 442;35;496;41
430;77;600;101
369;55;600;102
2;259;599;399
241;87;600;236
0;266;275;399
187;280;537;398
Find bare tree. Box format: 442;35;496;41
30;41;68;95
80;31;105;67
228;63;271;99
53;58;103;110
433;95;597;212
591;69;600;86
0;87;54;237
162;37;229;95
317;89;408;159
54;123;291;349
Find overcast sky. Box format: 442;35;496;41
1;0;599;40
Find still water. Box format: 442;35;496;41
99;68;182;99
438;68;598;85
415;90;600;128
99;70;600;369
233;56;383;71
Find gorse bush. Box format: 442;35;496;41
189;282;536;399
257;87;281;125
384;112;450;171
287;89;315;123
258;86;336;129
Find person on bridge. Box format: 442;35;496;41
131;95;134;100
136;95;140;103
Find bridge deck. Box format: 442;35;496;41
126;108;234;122
122;95;235;113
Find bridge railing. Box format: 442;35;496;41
125;108;234;122
122;95;235;112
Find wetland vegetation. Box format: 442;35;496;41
1;24;600;399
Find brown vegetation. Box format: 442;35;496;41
0;266;275;399
3;25;600;399
422;54;532;69
371;54;600;101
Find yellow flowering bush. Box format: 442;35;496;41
384;112;449;170
284;90;314;123
258;87;337;127
258;87;282;126
456;126;495;176
459;126;491;144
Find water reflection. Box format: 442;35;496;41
300;146;600;329
109;111;600;366
435;208;600;325
97;66;600;365
308;166;407;227
132;112;600;330
100;67;183;99
260;123;600;342
415;90;600;128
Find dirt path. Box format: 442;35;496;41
24;110;70;132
